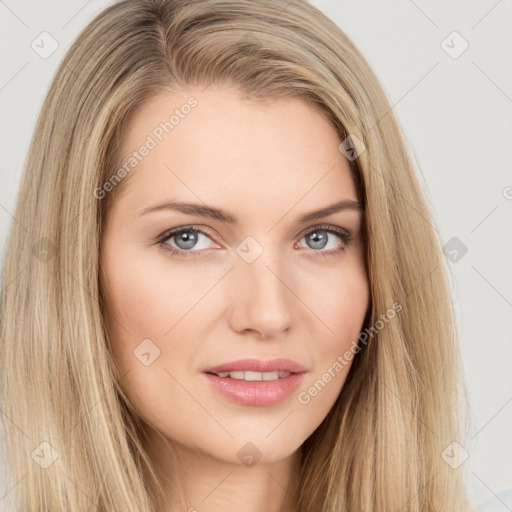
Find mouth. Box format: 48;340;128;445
203;357;308;376
202;369;306;406
202;358;308;405
204;370;294;381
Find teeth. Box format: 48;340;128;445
215;370;291;380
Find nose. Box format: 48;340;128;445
227;245;293;339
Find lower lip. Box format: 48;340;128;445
203;372;306;406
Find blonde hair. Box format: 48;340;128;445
0;0;473;510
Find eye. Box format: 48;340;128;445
157;225;217;257
155;224;353;259
296;224;353;258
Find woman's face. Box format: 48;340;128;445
100;85;369;465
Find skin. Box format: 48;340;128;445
99;85;370;512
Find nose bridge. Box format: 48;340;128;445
229;235;293;335
236;235;289;299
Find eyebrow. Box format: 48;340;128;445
137;198;363;224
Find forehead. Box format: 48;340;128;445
112;86;358;219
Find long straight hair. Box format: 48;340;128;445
0;0;473;510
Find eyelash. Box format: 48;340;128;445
155;224;353;260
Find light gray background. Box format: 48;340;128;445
1;1;511;510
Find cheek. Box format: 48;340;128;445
296;255;369;403
102;246;212;336
301;250;369;342
100;245;226;386
100;251;205;420
330;265;369;340
330;263;369;361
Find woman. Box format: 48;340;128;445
0;0;473;510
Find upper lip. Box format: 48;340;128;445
204;358;308;374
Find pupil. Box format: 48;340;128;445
176;230;198;249
308;230;328;250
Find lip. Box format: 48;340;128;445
203;358;308;374
202;372;306;406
